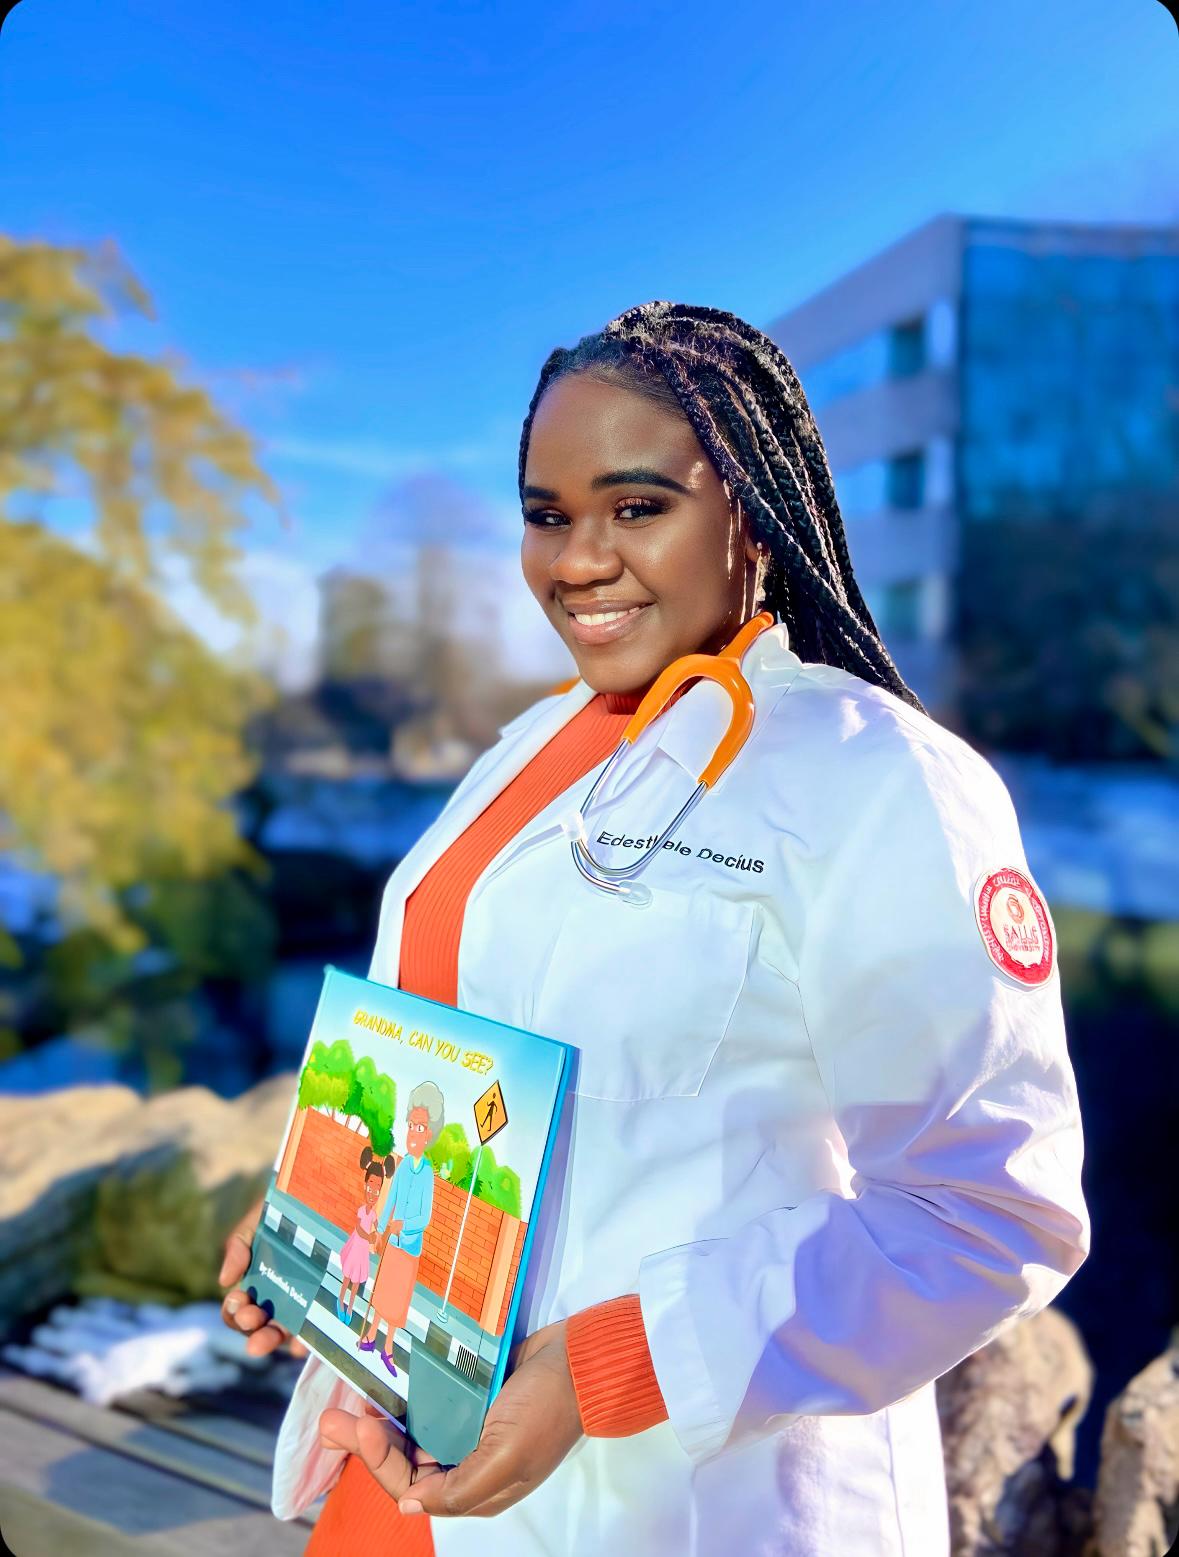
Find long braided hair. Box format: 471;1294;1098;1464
517;301;925;714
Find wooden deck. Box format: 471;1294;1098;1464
0;1366;319;1556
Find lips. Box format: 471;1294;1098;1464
562;601;652;647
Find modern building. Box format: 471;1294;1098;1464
767;215;1179;718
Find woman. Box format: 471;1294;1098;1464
221;302;1088;1556
358;1085;443;1374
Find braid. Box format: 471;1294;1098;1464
518;301;925;714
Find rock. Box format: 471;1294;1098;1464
0;1076;295;1328
1087;1347;1179;1557
937;1306;1095;1555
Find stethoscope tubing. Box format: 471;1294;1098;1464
570;612;774;896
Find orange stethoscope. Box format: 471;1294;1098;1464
570;611;775;903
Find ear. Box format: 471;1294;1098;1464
743;531;764;565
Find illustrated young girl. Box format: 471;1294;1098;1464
336;1146;394;1324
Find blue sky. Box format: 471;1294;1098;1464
2;0;1177;585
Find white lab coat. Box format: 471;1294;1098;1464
273;623;1089;1556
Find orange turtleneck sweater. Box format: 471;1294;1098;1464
305;690;670;1557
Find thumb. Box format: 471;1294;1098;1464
352;1414;418;1501
218;1228;251;1288
219;1199;263;1286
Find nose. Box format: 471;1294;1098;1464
548;516;624;589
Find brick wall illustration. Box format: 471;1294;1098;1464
278;1106;527;1337
281;1105;374;1235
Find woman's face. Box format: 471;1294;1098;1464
405;1106;430;1158
521;374;760;695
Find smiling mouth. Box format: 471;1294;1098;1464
562;602;653;646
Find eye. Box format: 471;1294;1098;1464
521;497;667;528
615;498;665;522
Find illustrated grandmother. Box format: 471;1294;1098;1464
358;1080;445;1376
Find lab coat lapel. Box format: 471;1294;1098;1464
368;680;598;985
369;623;802;987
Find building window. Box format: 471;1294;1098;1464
834;458;888;515
883;579;923;640
889;317;926;377
888;450;925;509
799;331;891;410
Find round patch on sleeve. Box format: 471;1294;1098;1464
973;867;1056;987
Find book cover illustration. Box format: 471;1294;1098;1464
247;964;572;1465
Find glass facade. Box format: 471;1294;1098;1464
959;239;1179;522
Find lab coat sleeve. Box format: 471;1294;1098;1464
636;740;1090;1465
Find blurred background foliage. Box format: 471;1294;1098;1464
0;237;279;1087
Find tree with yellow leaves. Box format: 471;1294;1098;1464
0;236;281;1080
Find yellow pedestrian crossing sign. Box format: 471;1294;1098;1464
474;1080;507;1145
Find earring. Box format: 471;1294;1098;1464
753;546;769;610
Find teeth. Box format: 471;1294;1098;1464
572;608;641;626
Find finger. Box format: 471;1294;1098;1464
224;1298;277;1336
288;1337;310;1359
245;1322;291;1358
220;1289;263;1332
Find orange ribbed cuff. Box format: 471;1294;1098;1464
565;1293;670;1438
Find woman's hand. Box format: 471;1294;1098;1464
218;1197;309;1360
318;1319;582;1517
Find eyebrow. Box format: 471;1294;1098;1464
522;467;691;501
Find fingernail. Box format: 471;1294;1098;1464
399;1500;424;1516
224;1294;241;1315
218;1261;231;1285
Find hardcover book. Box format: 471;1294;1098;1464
246;964;572;1465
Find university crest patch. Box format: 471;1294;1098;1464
973;867;1055;987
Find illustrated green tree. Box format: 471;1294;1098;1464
473;1149;522;1220
297;1038;353;1115
348;1051;397;1157
0;236;283;1078
426;1119;521;1217
427;1120;474;1189
298;1042;398;1156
